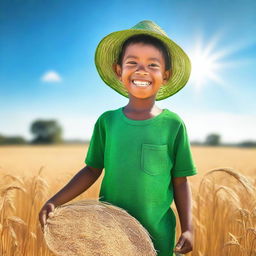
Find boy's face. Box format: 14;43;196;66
115;42;170;100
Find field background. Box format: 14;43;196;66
0;145;255;255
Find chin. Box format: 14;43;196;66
133;95;156;100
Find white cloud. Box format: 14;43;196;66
41;70;62;83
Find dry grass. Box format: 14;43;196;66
191;167;256;256
0;145;256;255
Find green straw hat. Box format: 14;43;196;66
95;20;191;101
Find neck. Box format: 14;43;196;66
124;96;158;113
124;96;162;118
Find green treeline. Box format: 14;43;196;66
0;120;255;147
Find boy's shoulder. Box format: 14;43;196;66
164;108;185;125
96;108;120;122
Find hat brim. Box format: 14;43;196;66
95;29;191;101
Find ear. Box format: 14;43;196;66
162;69;172;85
113;64;122;81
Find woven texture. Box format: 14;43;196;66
44;199;157;256
95;20;191;101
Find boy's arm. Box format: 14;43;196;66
172;176;194;254
39;165;103;229
172;176;193;232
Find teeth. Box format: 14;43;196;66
132;80;151;87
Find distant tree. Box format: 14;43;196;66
191;140;202;146
238;140;256;148
0;134;27;145
30;120;63;144
0;135;5;144
205;133;221;146
5;136;27;144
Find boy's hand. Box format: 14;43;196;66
173;230;193;254
39;201;55;232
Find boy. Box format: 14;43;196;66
39;20;197;256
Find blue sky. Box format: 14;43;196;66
0;0;256;143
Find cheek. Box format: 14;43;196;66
153;71;165;80
121;69;132;80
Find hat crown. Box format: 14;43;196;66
132;20;168;37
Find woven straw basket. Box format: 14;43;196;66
44;199;157;256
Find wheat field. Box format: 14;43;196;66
0;145;255;256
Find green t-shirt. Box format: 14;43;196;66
85;106;197;256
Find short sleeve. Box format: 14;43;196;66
84;115;105;169
172;121;197;177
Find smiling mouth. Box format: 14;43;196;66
132;80;152;87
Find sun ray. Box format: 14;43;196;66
187;31;254;93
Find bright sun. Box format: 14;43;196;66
188;34;226;91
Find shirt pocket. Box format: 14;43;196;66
141;144;171;176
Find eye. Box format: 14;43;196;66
126;61;137;65
149;63;159;67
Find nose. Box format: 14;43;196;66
135;64;148;76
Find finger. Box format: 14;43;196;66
39;209;46;226
41;223;45;233
177;247;192;254
49;203;55;213
175;241;192;254
38;210;47;233
47;204;55;219
43;213;46;225
175;236;185;250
